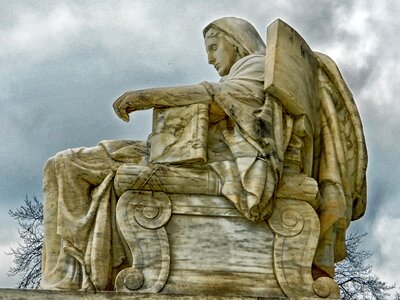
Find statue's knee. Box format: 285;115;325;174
44;155;57;174
44;149;72;174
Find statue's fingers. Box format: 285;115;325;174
117;101;130;122
112;102;123;120
111;94;127;121
113;103;124;120
113;95;124;117
120;111;130;122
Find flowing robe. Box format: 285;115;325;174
41;53;282;290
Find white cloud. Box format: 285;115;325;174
338;5;378;67
372;215;400;286
0;226;19;288
0;4;83;61
0;0;399;291
334;0;400;107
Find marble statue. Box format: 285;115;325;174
41;17;367;299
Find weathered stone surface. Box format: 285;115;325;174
0;288;340;300
40;16;366;300
265;19;318;124
150;104;209;164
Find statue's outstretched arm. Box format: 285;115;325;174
113;84;212;122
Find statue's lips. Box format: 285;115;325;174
214;63;220;70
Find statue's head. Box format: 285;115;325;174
203;17;265;76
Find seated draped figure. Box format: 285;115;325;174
41;17;367;293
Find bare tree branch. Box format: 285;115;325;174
335;231;395;300
6;196;43;288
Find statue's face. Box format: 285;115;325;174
205;35;238;76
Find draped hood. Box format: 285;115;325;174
203;17;266;55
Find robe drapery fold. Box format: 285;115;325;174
42;17;367;291
42;146;126;290
202;54;283;221
41;53;282;290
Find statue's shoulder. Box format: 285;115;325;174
226;54;265;81
236;54;265;68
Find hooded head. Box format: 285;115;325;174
203;17;265;56
203;17;265;76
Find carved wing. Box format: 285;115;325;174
264;19;367;275
315;52;367;221
264;19;367;221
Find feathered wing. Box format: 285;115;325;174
313;52;368;276
316;52;367;221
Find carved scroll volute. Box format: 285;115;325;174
115;190;171;293
268;202;305;237
268;198;339;299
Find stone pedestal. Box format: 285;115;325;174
114;191;339;299
0;288;341;300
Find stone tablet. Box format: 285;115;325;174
150;104;209;164
265;19;318;125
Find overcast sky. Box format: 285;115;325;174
1;0;399;291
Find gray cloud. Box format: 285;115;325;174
1;0;399;289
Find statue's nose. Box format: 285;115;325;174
208;52;215;65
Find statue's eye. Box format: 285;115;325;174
211;44;217;51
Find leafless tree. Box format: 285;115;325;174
7;196;43;288
335;231;395;299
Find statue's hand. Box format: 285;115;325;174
113;91;153;122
